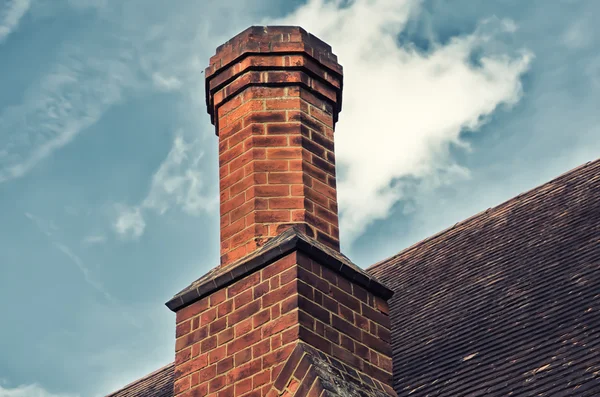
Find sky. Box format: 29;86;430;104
0;0;598;396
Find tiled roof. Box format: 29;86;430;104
368;159;600;396
105;363;174;397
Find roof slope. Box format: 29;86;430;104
368;159;600;396
105;363;173;397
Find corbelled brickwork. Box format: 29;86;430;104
172;250;394;397
205;26;343;267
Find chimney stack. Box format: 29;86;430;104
205;26;343;267
167;26;395;397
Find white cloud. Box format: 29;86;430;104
113;206;146;239
0;0;31;43
113;133;217;239
269;0;532;243
0;383;76;397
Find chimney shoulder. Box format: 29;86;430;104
168;227;396;396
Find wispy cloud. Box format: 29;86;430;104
24;212;58;237
561;18;592;49
0;0;31;44
0;45;137;183
82;235;107;245
151;72;183;92
269;0;533;244
113;133;217;239
0;383;77;397
53;242;116;303
24;212;115;303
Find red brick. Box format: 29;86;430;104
221;217;245;240
226;358;262;383
227;329;261;355
262;281;297;308
235;378;253;395
266;147;302;159
234;317;253;337
176;327;208;352
253;281;270;299
200;336;217;353
243;111;286;125
228;300;261;324
251;135;288;147
191;344;201;359
177;298;209;323
263;344;295;368
282;325;300;345
266;98;301;110
253;309;271;328
200;308;217;327
252;339;270;358
234;347;252;366
175;354;208;378
217;300;233;318
267;172;303;184
216;357;233;374
176;347;191;365
220;192;246;216
262;310;298;338
262;253;297;280
253;370;271;388
176;320;191;338
217;328;234;346
209;346;227;365
208;375;226;393
217;385;234;397
174;376;191;394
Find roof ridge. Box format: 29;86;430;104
104;362;173;397
367;159;597;272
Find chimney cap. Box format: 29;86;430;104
205;25;343;128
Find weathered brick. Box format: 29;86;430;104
234;347;252;366
226;358;261;383
216;357;233;375
228;300;261;324
177;298;209;323
227;329;261;355
176;320;191;338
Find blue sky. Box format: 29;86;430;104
0;0;598;396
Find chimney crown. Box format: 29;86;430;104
206;26;344;267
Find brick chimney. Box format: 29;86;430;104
205;26;343;267
166;27;395;397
